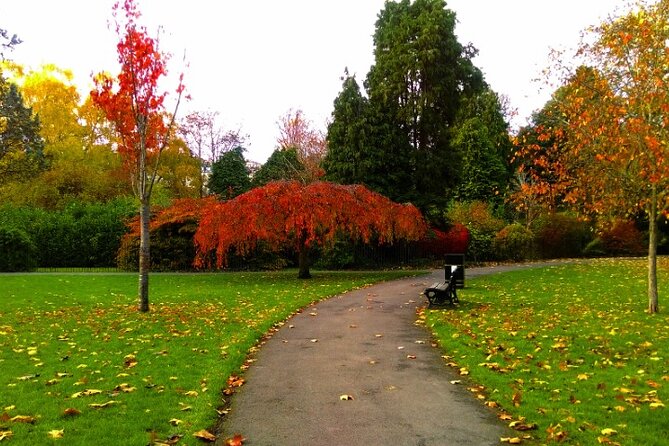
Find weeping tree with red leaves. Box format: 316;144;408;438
91;0;185;312
193;181;428;278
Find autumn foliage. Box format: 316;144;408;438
90;0;184;311
417;224;470;257
193;181;427;278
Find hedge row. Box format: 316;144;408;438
0;199;136;271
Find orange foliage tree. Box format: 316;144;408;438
193;180;428;278
276;109;327;183
91;0;184;312
515;1;669;312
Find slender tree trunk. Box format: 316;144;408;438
138;196;150;312
648;185;659;314
297;243;311;279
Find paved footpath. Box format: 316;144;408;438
216;266;550;446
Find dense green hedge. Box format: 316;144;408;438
0;226;38;271
0;199;136;270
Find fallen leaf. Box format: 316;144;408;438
0;430;12;441
63;408;81;417
225;434;245;446
193;429;216;442
500;437;522;444
16;374;39;381
407;355;417;359
509;421;537;431
169;418;182;426
88;401;118;409
47;429;64;439
10;415;37;424
71;389;102;398
339;394;354;401
600;428;617;436
227;376;245;388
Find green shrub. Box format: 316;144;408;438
313;239;356;270
446;201;505;262
0;199;135;268
117;222;198;271
582;237;607;257
0;226;38;271
493;223;536;261
532;213;593;259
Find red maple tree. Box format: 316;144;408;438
91;0;184;311
193;181;428;278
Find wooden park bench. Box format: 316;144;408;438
423;265;459;306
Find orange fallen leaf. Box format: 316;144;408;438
62;408;81;417
225;434;245;446
227;376;245;388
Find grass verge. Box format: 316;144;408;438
424;258;669;446
0;269;420;445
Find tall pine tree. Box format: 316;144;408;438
0;74;46;184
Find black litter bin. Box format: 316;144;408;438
444;253;465;288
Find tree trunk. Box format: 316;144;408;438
138;197;150;312
297;244;311;279
648;185;659;314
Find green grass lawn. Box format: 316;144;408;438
425;258;669;446
0;269;419;445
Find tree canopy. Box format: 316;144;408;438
514;0;669;312
325;0;499;209
193;180;428;278
207;146;251;199
91;0;184;312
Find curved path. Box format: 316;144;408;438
217;265;549;445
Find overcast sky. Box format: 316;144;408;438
3;0;626;163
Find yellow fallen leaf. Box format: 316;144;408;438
169;418;182;426
0;430;13;441
184;390;199;397
71;389;102;398
600;428;617;436
649;402;665;409
10;415;37;424
193;429;216;442
500;437;522;444
88;401;118;409
339;394;354;401
47;429;64;439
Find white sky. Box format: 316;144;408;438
2;0;626;163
